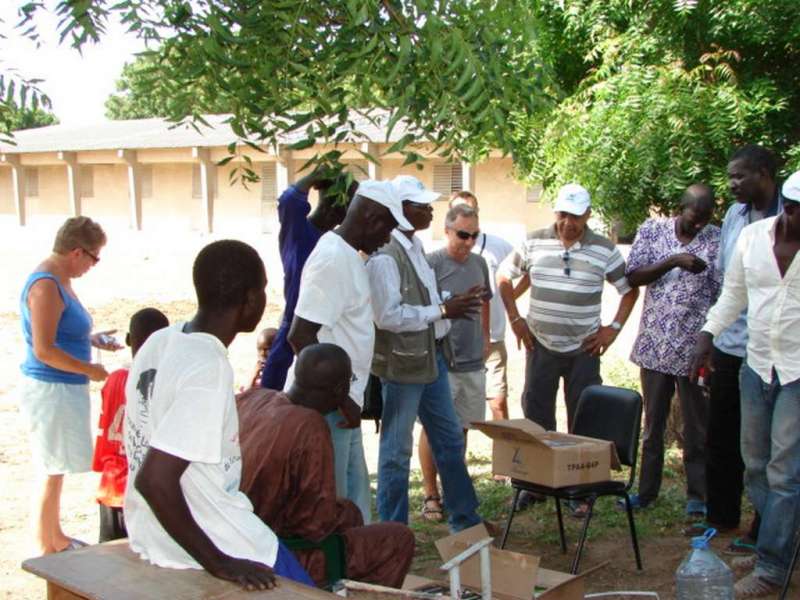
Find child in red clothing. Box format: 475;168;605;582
92;308;169;542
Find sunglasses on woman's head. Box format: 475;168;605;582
454;229;480;241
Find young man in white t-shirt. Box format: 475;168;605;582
287;180;411;523
124;240;314;590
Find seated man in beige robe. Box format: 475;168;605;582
237;343;415;589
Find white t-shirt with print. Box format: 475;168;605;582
124;324;278;570
285;231;374;407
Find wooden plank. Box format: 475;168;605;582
23;541;336;600
47;582;87;600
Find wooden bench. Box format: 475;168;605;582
22;540;338;599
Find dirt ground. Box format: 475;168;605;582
0;219;795;599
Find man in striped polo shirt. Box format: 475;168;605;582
497;184;639;435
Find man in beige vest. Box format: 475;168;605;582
367;175;483;530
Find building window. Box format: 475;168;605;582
24;167;39;197
192;164;217;199
80;166;94;198
261;163;278;203
141;165;153;199
526;185;541;203
433;163;463;197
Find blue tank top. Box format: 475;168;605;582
20;272;92;384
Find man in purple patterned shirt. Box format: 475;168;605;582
624;184;721;517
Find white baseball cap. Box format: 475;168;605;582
782;170;800;202
392;175;441;205
553;183;591;216
355;179;413;230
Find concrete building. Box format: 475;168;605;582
0;113;551;242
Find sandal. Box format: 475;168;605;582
724;537;757;556
421;495;444;522
734;572;780;598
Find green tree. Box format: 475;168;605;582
1;99;58;133
10;0;546;192
515;0;800;231
105;52;232;119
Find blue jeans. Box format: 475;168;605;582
739;364;800;585
377;350;480;532
324;411;372;524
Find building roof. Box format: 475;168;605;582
0;110;410;154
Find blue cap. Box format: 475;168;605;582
691;528;717;549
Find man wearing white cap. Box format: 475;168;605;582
691;171;800;598
287;180;411;523
367;175;484;530
497;183;638;451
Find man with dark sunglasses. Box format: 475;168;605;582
422;204;493;509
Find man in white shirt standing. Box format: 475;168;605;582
125;240;313;590
692;171;800;598
367;175;484;529
287;180;410;524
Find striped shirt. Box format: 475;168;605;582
498;225;631;354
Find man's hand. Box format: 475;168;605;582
670;253;707;274
443;285;484;319
337;395;362;429
510;317;533;351
689;331;714;383
582;326;618;356
208;556;277;591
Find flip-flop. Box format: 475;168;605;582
723;537;757;556
421;495;444;523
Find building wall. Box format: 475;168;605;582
0;147;555;240
143;163;199;231
81;164;129;220
0;169;12;214
27;165;69;219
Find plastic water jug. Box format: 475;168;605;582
675;529;734;600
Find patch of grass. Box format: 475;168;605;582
404;439;704;572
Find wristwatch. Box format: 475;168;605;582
609;320;622;331
439;303;448;319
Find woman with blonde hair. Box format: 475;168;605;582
19;216;121;554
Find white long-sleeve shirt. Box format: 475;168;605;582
703;216;800;384
367;230;450;339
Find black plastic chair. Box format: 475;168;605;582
499;384;644;574
780;529;800;600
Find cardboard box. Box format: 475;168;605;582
472;419;620;488
400;524;597;600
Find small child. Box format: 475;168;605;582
249;327;278;389
91;307;169;542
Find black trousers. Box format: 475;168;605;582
638;368;708;504
705;348;746;528
521;338;601;432
98;504;127;543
